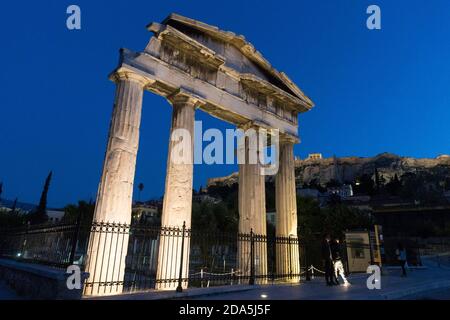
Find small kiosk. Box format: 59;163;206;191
344;225;384;273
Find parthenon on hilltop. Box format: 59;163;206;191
84;13;314;295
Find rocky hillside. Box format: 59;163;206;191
207;153;450;188
296;153;450;186
207;172;239;188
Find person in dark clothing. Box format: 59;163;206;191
321;234;338;286
396;243;407;277
331;238;350;285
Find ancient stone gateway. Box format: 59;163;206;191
84;13;314;296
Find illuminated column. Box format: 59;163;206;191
84;70;148;296
238;127;267;283
275;137;300;281
156;93;197;290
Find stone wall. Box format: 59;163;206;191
0;259;88;300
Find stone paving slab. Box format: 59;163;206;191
83;284;257;300
84;265;450;301
188;266;450;300
4;257;450;300
0;281;21;300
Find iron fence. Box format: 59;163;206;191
2;222;450;294
0;223;86;268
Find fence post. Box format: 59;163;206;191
272;235;276;283
176;221;186;293
288;235;292;280
249;229;255;285
304;241;311;281
200;268;204;288
344;240;350;276
69;212;82;266
21;222;30;259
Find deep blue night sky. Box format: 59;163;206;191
0;0;449;208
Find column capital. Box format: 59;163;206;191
237;121;265;132
279;133;300;145
167;89;203;109
109;68;152;88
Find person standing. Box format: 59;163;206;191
396;243;407;277
322;234;336;286
332;238;350;286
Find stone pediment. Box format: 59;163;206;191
112;13;315;139
146;13;313;112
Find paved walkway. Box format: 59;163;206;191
401;287;450;300
0;281;20;300
89;259;450;300
188;259;450;300
3;256;450;300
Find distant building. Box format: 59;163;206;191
306;153;323;161
342;195;372;211
373;204;450;238
0;199;35;214
328;184;354;198
0;206;12;213
132;203;159;224
192;193;221;204
46;210;65;224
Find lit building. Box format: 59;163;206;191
328;184;354;198
46;210;65;223
306;153;323;161
132;203;159;224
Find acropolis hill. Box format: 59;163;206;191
207;153;450;188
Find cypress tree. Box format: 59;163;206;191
30;171;52;224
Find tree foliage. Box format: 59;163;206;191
0;209;26;228
62;200;95;224
297;197;373;240
192;201;238;233
353;174;375;196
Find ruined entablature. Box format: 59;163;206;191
111;13;313;139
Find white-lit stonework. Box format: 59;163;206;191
85;13;313;296
276;138;301;280
237;129;268;282
156;93;197;290
84;72;147;296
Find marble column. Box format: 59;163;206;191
156;93;196;290
238;127;267;283
84;70;148;296
275;138;300;281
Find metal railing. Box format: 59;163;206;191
2;222;449;294
0;222;87;268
